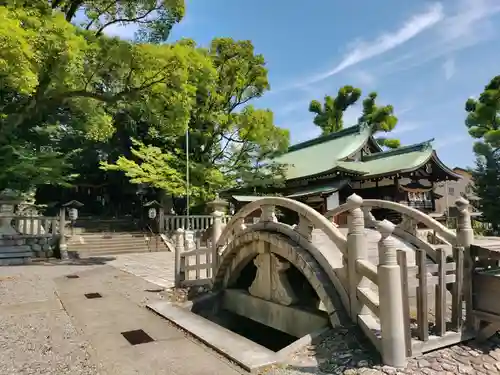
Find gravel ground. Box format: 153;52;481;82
0;308;99;375
0;262;105;375
2;259;500;375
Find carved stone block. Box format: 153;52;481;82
248;252;298;306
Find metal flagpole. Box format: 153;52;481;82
185;128;190;230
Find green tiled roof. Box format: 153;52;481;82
270;125;459;181
337;140;434;177
231;195;265;202
272;124;372;180
286;180;348;198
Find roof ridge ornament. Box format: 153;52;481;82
421;138;434;150
358;121;372;133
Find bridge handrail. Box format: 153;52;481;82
216;196;348;254
324;199;457;245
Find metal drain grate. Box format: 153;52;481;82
66;275;79;279
84;292;102;299
121;329;155;346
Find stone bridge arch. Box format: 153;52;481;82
213;226;349;328
169;193;474;368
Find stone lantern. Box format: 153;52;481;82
59;200;84;259
0;190;22;235
206;193;229;214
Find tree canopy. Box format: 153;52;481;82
1;2;288;207
359;92;400;149
465;75;500;233
101;38;290;203
309;86;400;148
0;3;207;192
465;75;500;155
308;85;361;134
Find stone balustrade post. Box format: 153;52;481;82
346;194;370;320
58;206;68;260
235;217;247;235
184;229;195;251
174;228;185;288
211;210;224;277
362;206;376;226
377;219;407;368
260;205;278;223
455;197;474;329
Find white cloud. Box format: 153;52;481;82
350;70;377;87
292;3;444;88
439;0;500;42
391;121;422;135
434;134;468;149
378;0;500;75
277;98;311;116
443;57;456;80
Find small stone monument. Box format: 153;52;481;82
0;190;22;235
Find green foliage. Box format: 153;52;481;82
0;3;198;194
101;38;290;204
309;86;401;147
466;75;500;233
465;75;500;152
1;2;286;203
1;0;184;41
359;92;400;149
309;85;361;134
0;144;78;192
101;138;186;195
471;150;500;233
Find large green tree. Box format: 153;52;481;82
308;85;361;134
359;92;400;149
465;75;500;232
0;1;205;193
102;38;290;204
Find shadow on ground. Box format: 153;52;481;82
29;255;117;266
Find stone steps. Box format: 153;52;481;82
0;245;32;253
0;234;55;265
0;245;33;265
0;250;33;258
67;232;168;257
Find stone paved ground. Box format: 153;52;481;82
270;325;500;375
2;253;500;374
93;253;500;374
0;259;243;375
107;252;175;289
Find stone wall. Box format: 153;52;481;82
1;234;58;258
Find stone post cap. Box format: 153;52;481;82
377;219;395;238
212;210;224;217
455;197;470;209
346;193;363;207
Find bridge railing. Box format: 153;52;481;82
173;228;214;287
164;214;231;233
329;195;473;363
171;194;474;368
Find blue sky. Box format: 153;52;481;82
106;0;500;169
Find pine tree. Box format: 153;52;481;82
465;75;500;233
471;149;500;233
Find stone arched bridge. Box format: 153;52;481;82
173;194;475;368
